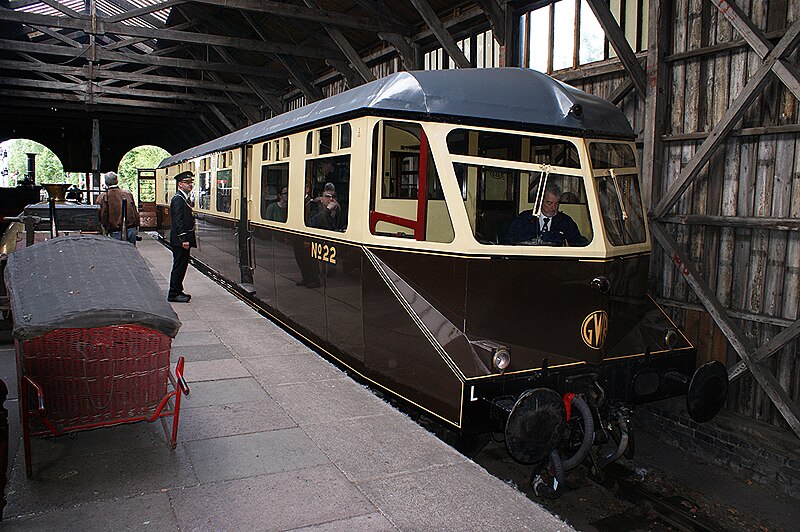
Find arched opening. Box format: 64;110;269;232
1;138;67;189
115;145;171;230
115;145;171;195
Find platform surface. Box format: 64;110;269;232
0;235;573;531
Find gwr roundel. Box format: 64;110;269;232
581;310;608;349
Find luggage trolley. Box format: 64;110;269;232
4;235;187;476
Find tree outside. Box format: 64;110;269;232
117;145;170;194
1;140;170;196
1;139;67;186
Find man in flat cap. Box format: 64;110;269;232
168;170;196;303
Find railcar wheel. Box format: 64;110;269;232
687;360;728;423
505;388;566;465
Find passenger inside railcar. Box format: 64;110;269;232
305;156;350;232
507;182;588;246
265;187;288;222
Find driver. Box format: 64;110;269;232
507;183;588;246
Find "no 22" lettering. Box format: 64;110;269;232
311;242;337;264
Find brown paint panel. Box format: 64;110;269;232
323;242;364;362
371;248;467;327
194;214;239;282
465;257;606;365
273;233;326;339
251;224;276;307
363;261;463;425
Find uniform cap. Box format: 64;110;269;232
175;170;194;182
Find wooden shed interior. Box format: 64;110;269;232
1;0;799;453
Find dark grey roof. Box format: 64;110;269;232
160;68;633;167
4;235;181;340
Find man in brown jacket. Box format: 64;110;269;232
98;171;140;245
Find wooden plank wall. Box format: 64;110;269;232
626;0;797;430
520;0;798;431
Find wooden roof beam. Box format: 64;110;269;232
105;0;184;24
377;32;418;71
584;0;647;98
189;0;410;34
0;8;339;59
473;0;505;46
408;0;470;69
95;46;286;78
235;11;323;102
325;58;368;90
302;0;374;85
97;0;168;29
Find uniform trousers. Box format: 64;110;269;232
169;245;190;298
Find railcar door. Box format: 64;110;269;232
249;137;289;309
193;150;241;281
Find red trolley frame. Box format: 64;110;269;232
15;325;190;477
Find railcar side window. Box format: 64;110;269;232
369;121;455;243
447;129;580;168
261;162;289;222
165;172;176;203
198;168;212;210
590;142;646;246
339;123;351;149
217;169;232;213
197;157;211;210
589;142;636;169
448;129;589;246
319;127;333;155
304;155;350;232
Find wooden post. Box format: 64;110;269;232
641;0;672;210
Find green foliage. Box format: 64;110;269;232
117;145;170;193
5;139;67;185
2;140;170;193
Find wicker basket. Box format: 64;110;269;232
20;324;171;430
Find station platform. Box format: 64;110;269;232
0;235;572;531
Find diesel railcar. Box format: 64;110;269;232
154;68;727;495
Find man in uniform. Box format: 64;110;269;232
168;171;196;303
507;183;588;246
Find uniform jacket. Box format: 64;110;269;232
98;186;140;233
506;210;588;246
170;191;197;248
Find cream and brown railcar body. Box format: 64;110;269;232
155;69;726;477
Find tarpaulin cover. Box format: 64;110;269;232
4;235;181;340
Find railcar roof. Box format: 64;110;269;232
159;68;634;167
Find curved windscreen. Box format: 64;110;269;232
447;128;591;247
590;143;646;246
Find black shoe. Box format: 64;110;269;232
305;281;320;288
168;294;190;303
181;293;192;301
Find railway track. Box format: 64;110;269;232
595;462;720;531
469;439;725;532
